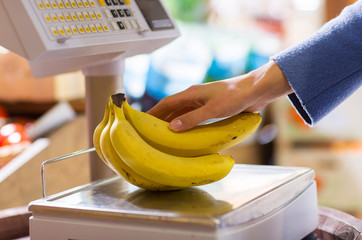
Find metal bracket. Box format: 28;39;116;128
40;148;96;199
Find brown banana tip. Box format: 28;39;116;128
111;93;126;107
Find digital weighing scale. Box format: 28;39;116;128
28;149;318;240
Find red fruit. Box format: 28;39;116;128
0;123;30;146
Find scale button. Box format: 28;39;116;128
89;11;97;19
64;26;72;35
37;1;45;9
111;0;118;5
57;26;66;35
97;0;106;6
63;12;72;21
57;13;66;21
110;9;118;18
118;0;125;5
101;23;110;31
50;27;59;36
43;0;52;9
130;19;138;28
110;21;119;30
89;24;97;32
77;25;86;33
95;23;103;32
105;0;112;6
76;0;84;7
130;8;135;16
88;0;96;7
83;24;91;33
83;11;91;20
77;12;85;20
50;13;59;22
70;12;78;21
123;8;131;17
117;9;125;17
95;11;103;19
69;0;78;8
104;9;113;18
117;21;125;30
43;13;52;22
124;20;131;29
82;0;90;7
70;25;79;34
50;0;58;8
57;0;65;8
63;0;72;8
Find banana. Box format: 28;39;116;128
123;100;262;157
109;94;235;188
100;99;178;191
93;100;111;167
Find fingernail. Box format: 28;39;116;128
169;119;183;131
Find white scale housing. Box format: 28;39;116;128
0;0;179;77
29;164;318;240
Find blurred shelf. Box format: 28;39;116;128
0;98;85;119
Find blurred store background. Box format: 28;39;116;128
0;0;361;220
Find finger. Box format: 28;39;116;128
169;105;215;132
163;106;197;122
147;92;203;120
147;95;187;120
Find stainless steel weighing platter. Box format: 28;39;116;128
29;164;318;240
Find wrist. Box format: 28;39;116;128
250;60;292;103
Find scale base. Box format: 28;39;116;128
29;182;317;240
29;164;318;240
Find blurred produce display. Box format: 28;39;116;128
273;90;362;218
0;104;32;169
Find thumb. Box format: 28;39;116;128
168;107;213;132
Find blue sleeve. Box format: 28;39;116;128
272;0;362;125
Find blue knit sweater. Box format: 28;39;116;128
272;0;362;125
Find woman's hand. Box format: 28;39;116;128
147;61;293;132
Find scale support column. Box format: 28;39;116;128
83;59;125;181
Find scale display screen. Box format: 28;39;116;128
135;0;173;30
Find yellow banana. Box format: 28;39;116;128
123;100;262;157
92;100;111;167
110;94;235;188
100;99;177;191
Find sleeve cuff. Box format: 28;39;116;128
287;93;313;126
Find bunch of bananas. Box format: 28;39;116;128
93;93;262;191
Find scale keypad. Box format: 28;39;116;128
34;0;143;39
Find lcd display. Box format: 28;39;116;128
135;0;174;30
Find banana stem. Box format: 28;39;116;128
111;93;126;107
